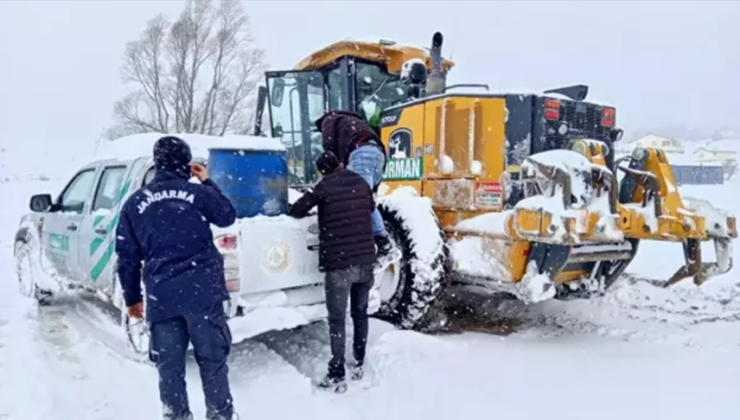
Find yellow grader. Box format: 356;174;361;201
255;32;737;329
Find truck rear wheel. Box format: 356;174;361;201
14;228;52;305
373;202;449;329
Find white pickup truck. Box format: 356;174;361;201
12;133;447;360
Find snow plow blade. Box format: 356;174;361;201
615;147;737;288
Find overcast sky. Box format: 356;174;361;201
1;0;738;151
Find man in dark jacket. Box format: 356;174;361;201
288;151;376;393
115;136;237;420
314;110;401;267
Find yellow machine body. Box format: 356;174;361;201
268;35;736;296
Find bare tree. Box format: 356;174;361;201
107;0;267;139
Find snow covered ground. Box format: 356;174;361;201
2;170;740;419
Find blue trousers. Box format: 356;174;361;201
348;144;387;237
149;302;234;420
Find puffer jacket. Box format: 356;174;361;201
287;168;376;272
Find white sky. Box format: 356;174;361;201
1;0;738;150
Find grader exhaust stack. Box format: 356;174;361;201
427;32;446;95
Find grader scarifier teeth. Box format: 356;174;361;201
617;150;736;289
663;237;733;288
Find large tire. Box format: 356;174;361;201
14;228;52;305
373;202;449;329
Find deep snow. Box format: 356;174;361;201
2;172;740;419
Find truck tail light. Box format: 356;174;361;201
602;108;616;128
216;234;239;292
216;234;238;250
222;253;240;293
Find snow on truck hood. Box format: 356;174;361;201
93;132;285;161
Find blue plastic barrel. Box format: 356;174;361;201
207;148;288;218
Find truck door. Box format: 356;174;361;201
78;164;131;288
265;70;326;186
43;166;99;279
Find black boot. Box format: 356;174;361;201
314;374;347;393
347;359;364;381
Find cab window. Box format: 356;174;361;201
92;166;127;212
58;169;97;213
267;70;326;185
354;61;407;118
327;58;350;111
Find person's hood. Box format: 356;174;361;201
313;110;365;132
153;136;192;180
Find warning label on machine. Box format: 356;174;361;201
475;182;503;209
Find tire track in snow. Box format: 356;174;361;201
32;293;320;419
429;274;740;346
251;320;331;381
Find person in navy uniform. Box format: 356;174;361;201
115;136;238;420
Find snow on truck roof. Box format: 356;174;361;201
93;132;286;162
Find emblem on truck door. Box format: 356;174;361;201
263;240;291;274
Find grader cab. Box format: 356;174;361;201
256;32;736;328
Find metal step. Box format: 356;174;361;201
567;242;633;263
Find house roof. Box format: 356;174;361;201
703;139;740;153
666;153;721;166
629;133;676;144
694;147;737;155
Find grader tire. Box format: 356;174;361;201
374;203;448;330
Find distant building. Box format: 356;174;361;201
693;146;737;164
629;134;684;154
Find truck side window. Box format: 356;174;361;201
58;169;97;213
92;166;127;212
143;167;156;186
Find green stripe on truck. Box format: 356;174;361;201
89;213;120;256
91;240;115;283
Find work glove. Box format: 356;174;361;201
127;302;144;319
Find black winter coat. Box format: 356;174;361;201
287;168;376;272
314;110;386;167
